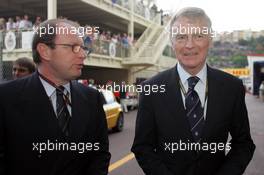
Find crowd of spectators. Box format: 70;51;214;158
0;3;173;57
0;15;42;31
0;14;134;57
84;26;134;57
111;0;161;21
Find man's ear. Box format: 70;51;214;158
36;43;52;61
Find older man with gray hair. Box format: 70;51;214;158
132;7;255;175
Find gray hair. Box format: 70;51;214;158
170;7;212;31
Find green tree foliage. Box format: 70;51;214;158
230;55;248;68
247;36;264;53
238;39;249;46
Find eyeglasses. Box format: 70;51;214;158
173;34;209;44
47;43;92;55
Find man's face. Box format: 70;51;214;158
47;24;86;82
171;17;211;74
12;64;31;79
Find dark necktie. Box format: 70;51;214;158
185;76;204;142
56;86;70;136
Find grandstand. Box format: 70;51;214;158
0;0;176;84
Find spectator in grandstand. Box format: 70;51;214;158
12;57;36;79
150;3;158;18
100;31;107;41
14;16;21;29
0;18;6;31
6;17;15;30
116;33;122;42
111;34;118;45
19;14;32;29
106;30;111;41
84;35;92;46
121;33;129;48
127;33;133;46
93;27;99;40
83;26;93;47
33;16;42;28
121;33;129;57
84;26;93;54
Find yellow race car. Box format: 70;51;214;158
99;89;124;132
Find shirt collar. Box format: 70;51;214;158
39;76;71;97
177;63;207;85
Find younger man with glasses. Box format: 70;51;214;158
0;19;110;175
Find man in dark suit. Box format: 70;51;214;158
0;19;110;175
131;7;255;175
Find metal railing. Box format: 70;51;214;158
103;0;158;21
124;13;174;65
0;30;131;58
131;14;161;56
0;29;134;81
90;39;131;58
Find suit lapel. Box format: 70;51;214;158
17;72;61;137
164;65;225;141
201;66;225;140
69;81;91;138
19;75;91;138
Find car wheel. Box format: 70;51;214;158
113;113;124;132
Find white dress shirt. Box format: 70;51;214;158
177;63;208;118
39;76;72;117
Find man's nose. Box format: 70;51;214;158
185;36;195;48
13;70;19;78
78;48;87;59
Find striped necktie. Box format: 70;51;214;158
185;76;205;142
56;86;70;136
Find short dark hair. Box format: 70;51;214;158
13;57;36;73
32;18;79;64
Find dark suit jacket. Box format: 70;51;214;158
0;72;111;175
131;65;255;175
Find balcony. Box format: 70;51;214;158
0;30;131;66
